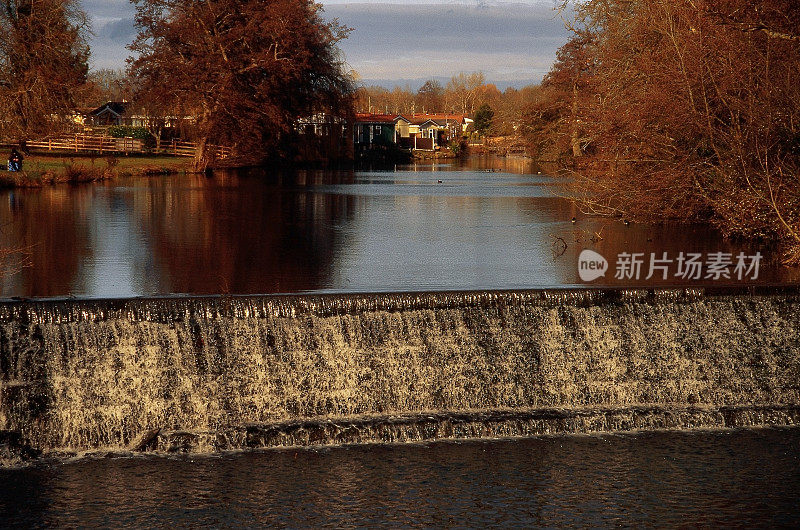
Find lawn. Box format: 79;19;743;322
24;153;194;175
1;153;196;187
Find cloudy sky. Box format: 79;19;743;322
82;1;569;88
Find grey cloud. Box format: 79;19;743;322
324;3;569;83
82;0;135;20
81;0;136;69
81;2;569;83
87;16;136;69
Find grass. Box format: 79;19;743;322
0;153;195;188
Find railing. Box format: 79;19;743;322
27;134;232;160
164;139;232;160
27;135;140;153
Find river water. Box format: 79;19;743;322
0;156;796;298
1;428;798;526
1;156;798;525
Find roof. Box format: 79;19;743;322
354;113;398;124
354;113;473;126
87;101;128;117
398;113;469;126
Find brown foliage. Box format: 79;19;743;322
416;80;444;114
129;0;355;169
355;72;539;136
529;0;800;260
75;69;133;108
0;0;90;141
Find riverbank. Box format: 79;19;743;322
0;153;195;188
1;287;799;465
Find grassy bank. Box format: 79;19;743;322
0;153;195;188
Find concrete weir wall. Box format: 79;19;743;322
1;288;799;461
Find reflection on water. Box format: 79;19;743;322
0;156;797;298
0;428;798;526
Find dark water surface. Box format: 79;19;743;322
1;157;799;526
1;428;798;527
0;156;797;298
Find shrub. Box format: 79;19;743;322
107;126;157;149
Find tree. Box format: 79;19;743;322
354;85;389;113
77;68;132;107
416;80;444;114
524;33;596;160
445;71;486;114
0;0;90;141
473;103;494;137
538;0;800;261
129;0;355;170
389;85;414;115
493;85;540;137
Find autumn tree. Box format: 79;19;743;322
76;68;133;107
354;85;389;113
523;34;596;160
493;85;540;136
389;85;414;115
0;0;90;141
537;0;800;261
416;80;444;114
445;72;486;114
129;0;355;170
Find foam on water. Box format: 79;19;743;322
1;287;799;464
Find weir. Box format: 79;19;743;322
1;287;799;463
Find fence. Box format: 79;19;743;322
163;139;232;160
26;134;232;160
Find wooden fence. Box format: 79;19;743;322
26;134;232;159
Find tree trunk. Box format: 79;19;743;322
193;136;213;173
193;107;215;173
571;83;582;158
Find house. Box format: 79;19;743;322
352;112;474;151
295;113;353;162
353;113;398;149
71;102;196;144
83;101;128;126
394;115;411;143
397;114;473;150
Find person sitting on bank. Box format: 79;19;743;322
8;148;23;172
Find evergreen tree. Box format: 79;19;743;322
473;103;494;136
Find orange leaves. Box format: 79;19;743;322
129;0;354;165
535;0;800;256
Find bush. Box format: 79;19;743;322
107;126;157;149
448;139;468;157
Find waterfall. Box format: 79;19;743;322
1;287;799;463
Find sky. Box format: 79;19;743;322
82;1;570;89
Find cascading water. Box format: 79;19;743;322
1;287;799;464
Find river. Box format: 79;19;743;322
0;156;796;298
0;156;797;526
1;428;798;526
